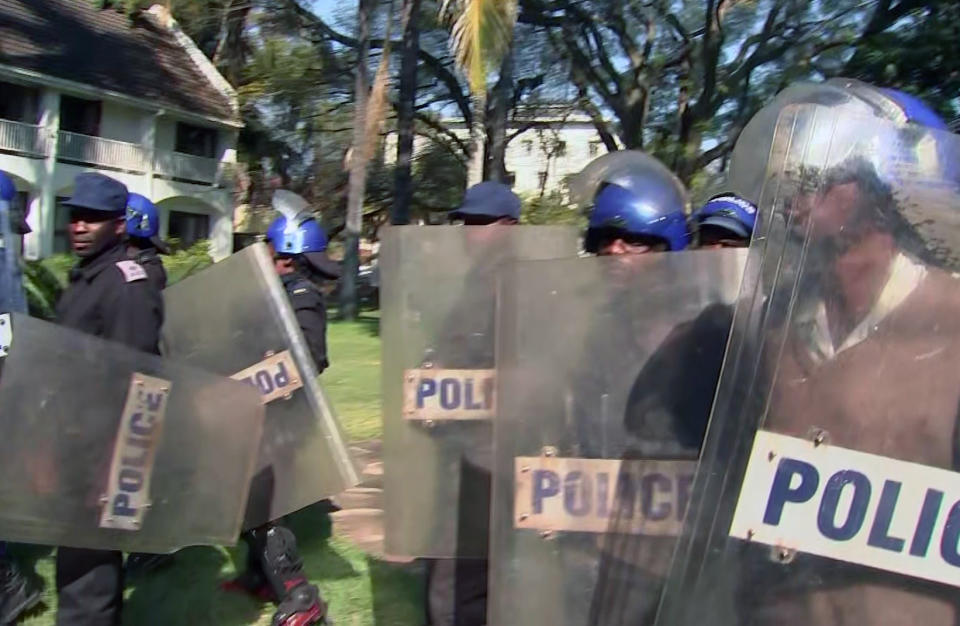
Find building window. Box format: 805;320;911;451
522;139;534;155
0;81;40;124
555;141;567;157
168;210;210;248
53;197;72;254
60;96;101;136
589;140;601;157
538;171;549;188
175;122;218;158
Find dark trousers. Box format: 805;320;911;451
55;548;123;626
426;558;488;626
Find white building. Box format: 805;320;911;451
385;111;614;196
0;0;242;260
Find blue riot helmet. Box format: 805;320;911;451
728;78;950;206
572;151;690;253
0;170;14;204
268;190;341;279
126;193;170;253
0;170;28;235
694;193;757;247
0;170;27;314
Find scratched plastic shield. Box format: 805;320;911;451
0;313;263;552
488;249;745;625
381;225;579;559
655;107;960;626
163;243;358;529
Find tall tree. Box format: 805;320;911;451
518;0;945;183
392;0;422;224
341;0;376;320
440;0;519;184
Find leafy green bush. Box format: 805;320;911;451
162;240;215;285
519;190;588;229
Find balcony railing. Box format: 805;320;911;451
0;123;222;186
154;150;218;184
0;119;47;157
58;131;149;172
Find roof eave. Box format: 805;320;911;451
0;63;244;130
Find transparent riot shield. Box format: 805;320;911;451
381;225;579;559
656;106;960;626
0;313;263;552
488;249;745;625
162;243;358;529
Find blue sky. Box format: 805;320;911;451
308;0;339;21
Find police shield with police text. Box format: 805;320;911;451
381;218;578;565
488;151;745;625
162;217;357;530
656;82;960;626
163;193;352;625
0;312;264;551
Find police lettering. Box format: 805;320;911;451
763;457;960;564
233;352;300;404
108;388;165;521
416;376;493;411
531;468;692;521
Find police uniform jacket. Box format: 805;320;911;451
130;246;168;292
282;273;329;373
57;243;163;354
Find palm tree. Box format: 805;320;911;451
439;0;518;185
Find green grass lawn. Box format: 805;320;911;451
324;313;383;442
15;505;422;626
12;315;424;625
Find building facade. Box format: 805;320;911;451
0;0;242;260
385;112;614;198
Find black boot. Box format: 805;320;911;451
124;553;175;579
0;555;40;625
271;582;327;626
255;525;327;625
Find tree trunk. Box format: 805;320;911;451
466;93;486;187
341;0;374;321
391;0;420;225
212;0;250;86
484;47;513;182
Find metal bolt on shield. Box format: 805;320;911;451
773;546;796;564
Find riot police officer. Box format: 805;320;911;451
693;193;757;249
222;192;339;626
654;81;959;626
578;153;691;256
55;172;162;626
448;181;521;226
266;192;340;371
125;193;169;291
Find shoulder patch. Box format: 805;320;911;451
115;260;148;283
